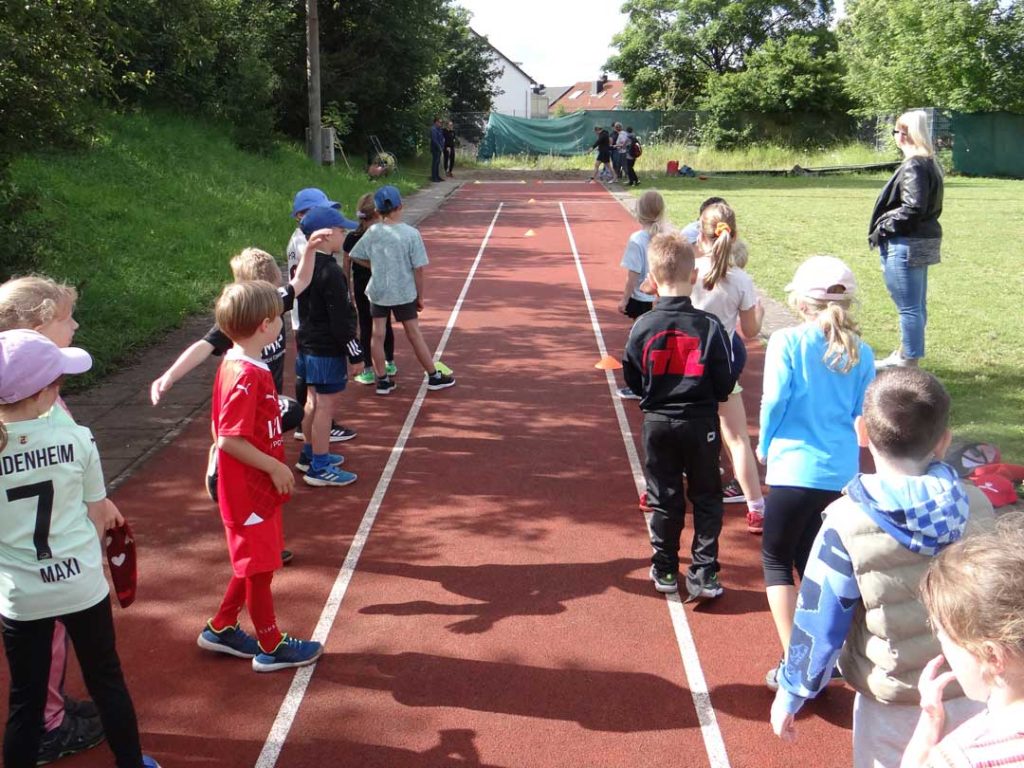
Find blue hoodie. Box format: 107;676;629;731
777;461;971;714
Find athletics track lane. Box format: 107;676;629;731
0;181;854;767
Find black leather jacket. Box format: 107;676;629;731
868;156;943;247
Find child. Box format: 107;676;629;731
295;207;360;487
0;276;104;763
590;126;613;183
197;281;323;672
349;186;456;395
759;256;875;683
690;202;767;534
0;329;159;767
343;193;396;386
621;233;736;601
769;368;994;768
286;187;358;444
902;512;1024;768
623;126;640;187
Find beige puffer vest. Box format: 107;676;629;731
833;484;994;704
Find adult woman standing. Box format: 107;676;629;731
868;110;944;368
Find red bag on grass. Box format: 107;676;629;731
105;521;137;608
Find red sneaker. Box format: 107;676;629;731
746;509;764;535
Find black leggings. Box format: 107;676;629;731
1;598;143;768
761;486;842;587
353;266;394;366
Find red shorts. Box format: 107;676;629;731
224;510;284;578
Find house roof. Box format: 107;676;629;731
549;79;625;112
470;29;537;85
543;85;573;103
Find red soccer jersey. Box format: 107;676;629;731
211;351;289;528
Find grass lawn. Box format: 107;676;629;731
629;173;1024;462
9;110;425;385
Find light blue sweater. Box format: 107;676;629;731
758;323;875;490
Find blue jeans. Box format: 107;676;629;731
880;237;929;359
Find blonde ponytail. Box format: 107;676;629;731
795;299;861;373
699;203;736;290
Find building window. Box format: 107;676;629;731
569;89;584;100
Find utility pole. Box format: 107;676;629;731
306;0;322;163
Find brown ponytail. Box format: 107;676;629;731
354;193;378;235
699;203;736;290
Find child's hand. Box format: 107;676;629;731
918;654;956;721
150;374;174;405
756;447;767;465
306;229;334;253
269;460;295;495
638;276;657;296
618;298;629;315
770;693;797;743
88;499;125;537
416;297;424;311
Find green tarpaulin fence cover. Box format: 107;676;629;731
951;112;1024;179
477;110;664;159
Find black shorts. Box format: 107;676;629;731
597;150;611;163
370;300;418;322
625;297;654;319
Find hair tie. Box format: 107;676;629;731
715;222;732;237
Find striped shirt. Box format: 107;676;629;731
928;710;1024;767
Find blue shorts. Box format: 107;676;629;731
295;354;347;394
731;333;747;377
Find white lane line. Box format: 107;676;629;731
558;202;732;768
255;202;504;768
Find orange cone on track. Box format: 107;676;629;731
594;355;622;370
524;229;535;237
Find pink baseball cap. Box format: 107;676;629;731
0;329;92;404
785;255;858;301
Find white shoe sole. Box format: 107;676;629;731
197;633;256;659
303;473;357;487
426;379;456;391
252;646;323;672
650;566;679;593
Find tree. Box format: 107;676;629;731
606;0;834;109
439;8;503;116
839;0;1024;114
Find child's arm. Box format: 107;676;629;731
151;339;216;405
900;655;957;768
619;271;640;314
414;266;425;310
86;499;124;538
708;321;736;401
738;301;765;340
622;323;644;396
218;436;294;495
289;230;331;296
758;332;793;461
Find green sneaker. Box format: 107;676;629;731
385;360;398;377
353;369;375;386
649;565;678;593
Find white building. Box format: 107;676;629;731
473;30;541;118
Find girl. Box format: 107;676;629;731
344;193;397;386
758;256;875;686
902;512;1024;768
0;275;105;763
0;329;159;767
690;203;766;534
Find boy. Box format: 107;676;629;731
296;206;360;487
621;233;735;601
349;186;455;395
769;368;994;768
287;187;358;444
198;281;323;672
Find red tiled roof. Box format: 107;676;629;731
549;79;625;112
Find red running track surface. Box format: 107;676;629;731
1;182;854;767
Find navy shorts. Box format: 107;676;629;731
295;354;347;394
370;300;418;322
731;333;747;377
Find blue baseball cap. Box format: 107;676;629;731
373;185;402;214
291;187;341;217
299;205;359;236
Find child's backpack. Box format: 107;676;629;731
632;136;643;158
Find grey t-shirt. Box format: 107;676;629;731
350;222;429;306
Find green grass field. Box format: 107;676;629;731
631;174;1024;461
9;111;424;384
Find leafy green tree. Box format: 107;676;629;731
607;0;834;108
440;7;504;116
839;0;1024;114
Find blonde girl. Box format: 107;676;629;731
902;512;1024;768
758;256;875;687
690;203;766;533
0;276;105;761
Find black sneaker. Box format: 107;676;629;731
688;573;725;601
376;376;397;396
649;565;679;594
36;713;105;765
722;479;746;504
426;371;456;391
329;424;357;443
62;696;98;720
281;549;293;565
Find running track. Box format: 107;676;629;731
4;182;855;767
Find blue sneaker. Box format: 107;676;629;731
303;465;357;487
252;634;324;672
143;756;162;768
294;448;344;473
196;622;260;659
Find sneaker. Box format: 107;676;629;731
746;509;764;534
294;449;344;473
205;443;218;503
62;696;98;720
353;369;376;386
691;573;725;601
638;491;652;514
385;360;399;377
434;360;453;376
281;549;293;565
196;621;260;659
426;371;456;391
36;713;105;765
765;660;783;691
649;565;679;594
252;634;324;672
722;479;746;504
329;425;357;442
875;349;919;369
143;758;161;768
376;376;397;396
304;465;358;487
617;386;640;401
